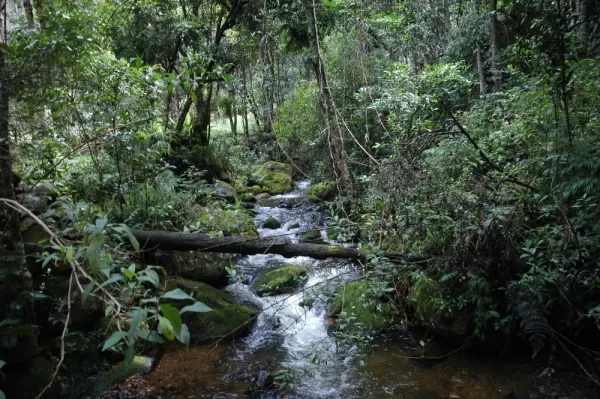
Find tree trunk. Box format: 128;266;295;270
175;95;193;135
476;45;487;96
0;9;37;363
303;0;357;200
193;84;213;146
22;0;35;28
489;0;502;92
132;230;420;264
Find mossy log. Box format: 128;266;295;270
132;230;422;263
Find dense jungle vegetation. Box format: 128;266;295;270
1;0;599;397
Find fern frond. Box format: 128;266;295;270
513;295;551;358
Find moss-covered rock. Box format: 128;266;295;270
107;356;153;385
262;217;281;229
242;193;256;202
300;230;322;243
329;281;394;331
306;181;336;201
247;185;263;195
166;278;256;343
195;203;258;237
252;266;308;296
250;162;294;195
147;251;234;288
213;180;237;202
256;193;271;201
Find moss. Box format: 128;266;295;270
257;161;293;175
242;193;256;202
165;278;256;343
300;230;322;243
196;203;258;237
247;185;263;195
262;217;281;229
253;266;308;296
250;162;294;195
307;181;336;201
307;194;320;202
107;356;153;385
330;281;394;331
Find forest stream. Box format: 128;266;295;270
131;182;539;399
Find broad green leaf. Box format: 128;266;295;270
143;269;160;287
104;305;114;317
94;274;124;292
81;282;94;305
0;389;5;399
124;344;135;365
136;329;163;343
66;246;75;263
180;301;213;314
95;217;108;232
158;316;175;341
176;323;190;347
102;331;127;351
0;360;6;369
113;225;140;252
128;308;146;343
161;288;194;301
160;304;182;334
86;234;105;274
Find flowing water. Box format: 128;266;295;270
141;181;534;398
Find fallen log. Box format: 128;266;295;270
132;230;422;263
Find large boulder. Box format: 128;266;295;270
306;181;336;201
146;251;235;288
250;162;293;195
166;278;256;343
329;281;394;331
252;266;308;296
213;180;237;202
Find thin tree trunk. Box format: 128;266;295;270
0;7;36;363
241;60;250;139
193;84;213;146
133;229;422;264
476;45;487;96
489;0;502;91
175;95;193;134
303;0;356;200
22;0;35;28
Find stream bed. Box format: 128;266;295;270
137;181;540;398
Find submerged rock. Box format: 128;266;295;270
329;281;394;331
262;217;282;229
166;278;257;343
252;266;308;296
